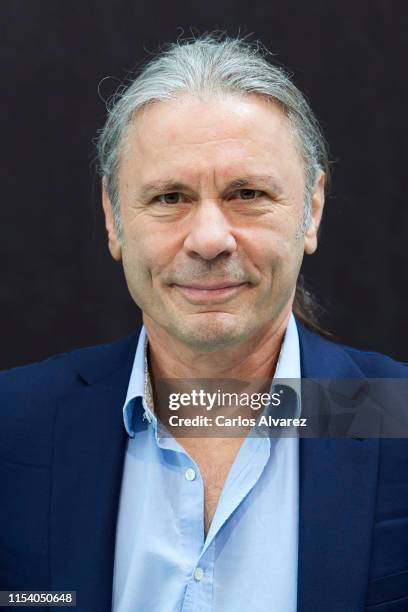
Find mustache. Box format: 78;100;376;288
164;257;254;285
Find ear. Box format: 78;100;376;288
303;171;326;255
102;179;122;261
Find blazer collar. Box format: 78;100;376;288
296;319;365;379
69;330;141;385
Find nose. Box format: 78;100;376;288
183;200;237;260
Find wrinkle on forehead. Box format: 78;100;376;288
119;91;306;195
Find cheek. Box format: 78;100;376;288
121;228;176;282
244;227;299;273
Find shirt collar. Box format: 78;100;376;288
122;326;155;437
123;312;301;437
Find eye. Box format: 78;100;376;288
235;189;264;200
157;192;182;205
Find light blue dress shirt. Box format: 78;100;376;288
112;314;300;612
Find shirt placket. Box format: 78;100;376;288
154;434;214;612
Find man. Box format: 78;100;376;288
1;35;407;612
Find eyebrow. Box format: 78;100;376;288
137;174;284;200
226;175;284;195
138;181;190;201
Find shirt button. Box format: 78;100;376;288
185;468;196;481
194;567;204;581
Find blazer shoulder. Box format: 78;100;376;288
0;332;139;466
296;320;407;378
1;351;76;397
0;331;140;396
339;343;408;377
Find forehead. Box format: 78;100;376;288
119;92;304;185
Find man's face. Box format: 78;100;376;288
103;93;324;351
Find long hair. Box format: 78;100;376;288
293;274;332;338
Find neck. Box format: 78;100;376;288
144;308;292;383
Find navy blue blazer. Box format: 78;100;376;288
1;321;408;612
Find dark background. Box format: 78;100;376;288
1;0;407;369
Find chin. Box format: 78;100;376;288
171;312;251;352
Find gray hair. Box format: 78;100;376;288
96;33;330;238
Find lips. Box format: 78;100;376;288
171;281;248;303
174;282;245;290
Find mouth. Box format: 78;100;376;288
171;282;249;304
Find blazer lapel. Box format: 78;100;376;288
296;322;380;611
49;332;138;612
